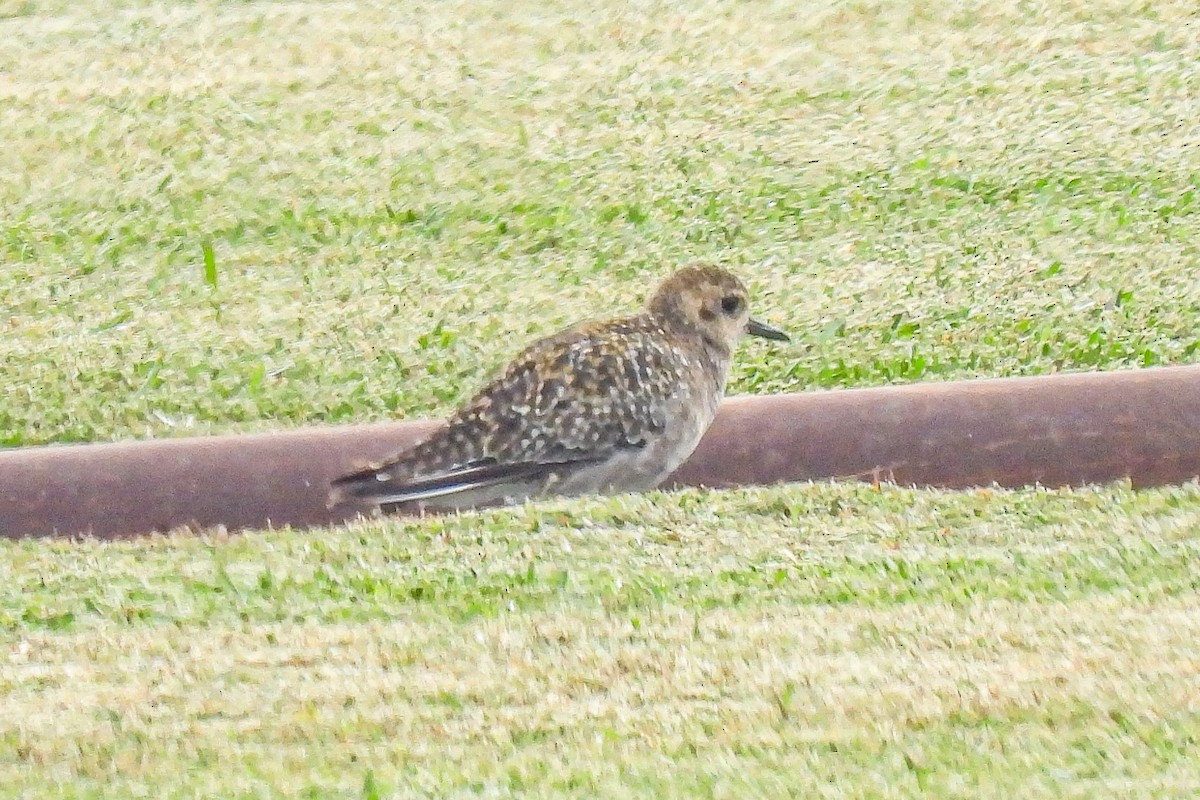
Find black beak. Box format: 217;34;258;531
746;317;790;342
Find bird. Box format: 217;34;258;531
329;264;788;515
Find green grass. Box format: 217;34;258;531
4;485;1200;797
3;0;1200;796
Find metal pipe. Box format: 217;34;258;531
3;366;1198;540
669;365;1200;490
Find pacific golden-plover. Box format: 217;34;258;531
329;264;788;513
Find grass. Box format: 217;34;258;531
3;0;1200;795
5;485;1200;797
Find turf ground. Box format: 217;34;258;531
2;0;1200;796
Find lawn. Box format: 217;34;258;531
3;0;1200;796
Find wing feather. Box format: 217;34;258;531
328;315;684;512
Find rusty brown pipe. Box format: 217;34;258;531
2;366;1199;540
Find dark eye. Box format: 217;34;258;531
720;295;743;315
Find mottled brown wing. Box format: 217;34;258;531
328;317;680;509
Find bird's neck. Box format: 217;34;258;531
665;322;732;396
641;311;732;390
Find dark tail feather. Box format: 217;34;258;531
327;457;598;513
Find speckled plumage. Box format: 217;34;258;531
329;265;788;513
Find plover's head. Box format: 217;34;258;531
648;264;789;352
